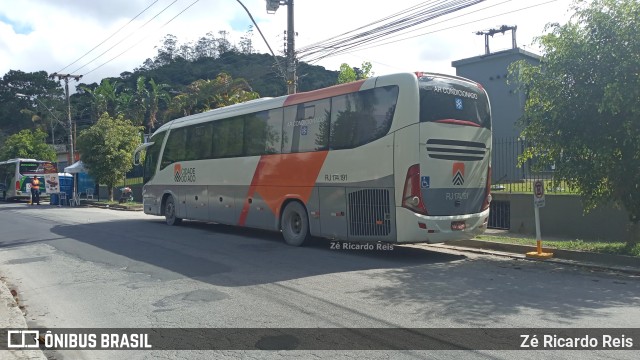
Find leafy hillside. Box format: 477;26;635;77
114;52;339;98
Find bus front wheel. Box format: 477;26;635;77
281;201;310;246
164;195;182;226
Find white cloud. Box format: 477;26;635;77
0;0;573;88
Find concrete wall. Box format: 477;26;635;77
493;192;632;242
452;48;540;140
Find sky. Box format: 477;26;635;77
0;0;576;89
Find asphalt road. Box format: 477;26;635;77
0;202;638;359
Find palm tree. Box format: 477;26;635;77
164;73;259;122
81;79;120;118
147;78;170;132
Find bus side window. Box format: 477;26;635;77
161;128;187;169
185;123;213;160
244;113;267;156
212;117;244;158
282;98;330;153
330;86;398;150
244;108;283;156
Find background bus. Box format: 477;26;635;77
136;72;492;246
0;158;58;201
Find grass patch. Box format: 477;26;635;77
476;234;640;257
89;200;143;209
115;177;142;187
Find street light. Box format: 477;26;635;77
16;93;65;145
235;0;286;87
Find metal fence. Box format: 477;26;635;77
121;164;143;187
488;200;510;230
491;137;572;194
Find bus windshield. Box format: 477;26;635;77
19;161;57;175
418;75;491;129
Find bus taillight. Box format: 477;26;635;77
15;180;20;191
402;164;428;215
481;166;492;211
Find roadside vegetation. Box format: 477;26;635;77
511;0;640;246
476;234;640;257
87;199;142;210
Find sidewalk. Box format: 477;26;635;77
0;279;46;360
437;236;640;275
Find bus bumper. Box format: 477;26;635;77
395;207;490;244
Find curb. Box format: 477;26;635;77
439;239;640;275
85;203;143;211
0;279;47;360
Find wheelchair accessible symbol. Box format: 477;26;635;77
421;176;430;189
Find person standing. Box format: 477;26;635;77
31;176;41;205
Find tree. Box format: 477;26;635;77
76;113;143;201
239;25;254;55
512;0;640;244
0;129;56;161
194;31;218;59
337;61;373;84
0;70;64;135
155;34;179;66
81;79;120;118
146;78;170;132
165;73;259;120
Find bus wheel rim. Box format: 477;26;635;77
291;213;301;234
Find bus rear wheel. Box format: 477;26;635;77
164;195;182;226
281;201;310;246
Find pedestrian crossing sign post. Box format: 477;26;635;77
526;180;553;259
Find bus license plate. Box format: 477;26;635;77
451;221;466;231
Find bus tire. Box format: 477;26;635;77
281;201;310;246
164;195;182;226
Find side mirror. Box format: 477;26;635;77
133;142;153;165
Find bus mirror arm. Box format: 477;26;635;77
133;142;154;165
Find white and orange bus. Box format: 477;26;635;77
135;72;492;246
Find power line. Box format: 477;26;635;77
297;0;561;64
345;0;561;56
83;0;200;77
71;0;180;75
56;0;161;74
341;0;514;53
298;0;487;63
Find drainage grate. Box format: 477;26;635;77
348;189;391;237
488;200;510;230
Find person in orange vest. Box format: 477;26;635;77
31;175;41;205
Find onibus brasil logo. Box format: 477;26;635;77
174;163;196;182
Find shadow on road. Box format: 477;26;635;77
48;217;466;287
3;207;639;324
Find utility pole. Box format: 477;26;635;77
286;0;296;94
49;73;82;164
475;25;517;55
266;0;296;94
